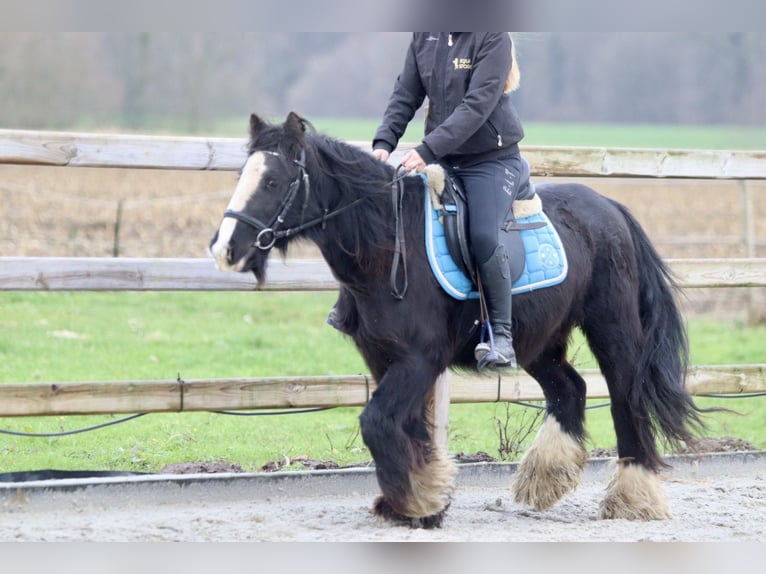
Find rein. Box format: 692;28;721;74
389;166;409;300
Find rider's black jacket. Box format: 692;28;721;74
372;32;524;168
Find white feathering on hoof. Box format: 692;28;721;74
599;462;671;520
405;449;456;518
511;416;587;511
424;164;446;210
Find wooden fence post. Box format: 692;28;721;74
432;371;450;452
740;180;762;324
112;199;124;258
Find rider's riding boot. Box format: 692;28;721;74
474;246;517;369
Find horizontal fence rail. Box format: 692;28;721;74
2;128;766;179
2;256;766;291
0;257;334;291
0;365;764;418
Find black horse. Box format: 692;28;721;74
210;112;705;527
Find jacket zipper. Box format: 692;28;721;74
440;35;448;121
488;119;503;147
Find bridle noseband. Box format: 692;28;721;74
223;149;366;251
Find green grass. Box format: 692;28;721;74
206;117;766;150
75;114;766;150
522;122;766;150
209;116;428;144
0;291;369;473
0;291;365;382
1;291;764;474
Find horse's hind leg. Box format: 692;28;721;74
582;311;672;520
511;340;588;511
593;359;671;520
359;358;455;528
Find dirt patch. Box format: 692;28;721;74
454;451;498;464
258;455;369;472
252;437;760;473
160;461;245;474
673;436;759;454
588;436;760;459
159;457;374;474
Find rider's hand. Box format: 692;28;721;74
401;149;426;173
372;149;390;163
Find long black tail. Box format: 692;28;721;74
615;201;705;467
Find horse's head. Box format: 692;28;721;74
209;112;309;282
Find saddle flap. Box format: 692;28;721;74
441;174;476;283
440;171;532;285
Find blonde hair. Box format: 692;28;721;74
504;34;520;93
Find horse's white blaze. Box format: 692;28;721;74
211;152;268;271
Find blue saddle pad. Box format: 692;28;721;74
424;183;568;301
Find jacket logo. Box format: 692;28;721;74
453;57;472;71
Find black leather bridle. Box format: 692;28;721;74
223;149;366;251
223;150;310;250
223;148;409;299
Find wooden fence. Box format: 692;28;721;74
1;129;765;419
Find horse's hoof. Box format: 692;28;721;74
372;496;448;529
598;463;671;520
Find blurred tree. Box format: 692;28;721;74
105;33;152;129
0;33;121;129
286;33;411;117
1;32;765;131
513;32;766;125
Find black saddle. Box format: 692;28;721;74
440;157;538;286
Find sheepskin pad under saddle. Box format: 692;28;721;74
421;164;568;301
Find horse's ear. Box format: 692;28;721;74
285;111;306;133
281;111;307;161
249;113;266;136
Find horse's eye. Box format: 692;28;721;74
265;178;277;190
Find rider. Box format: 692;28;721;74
372;32;527;369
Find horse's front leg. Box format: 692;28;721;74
359;358;455;528
512;347;588;512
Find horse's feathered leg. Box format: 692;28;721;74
512;339;588;511
582;311;674;520
359;357;455;528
